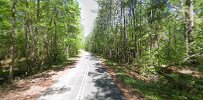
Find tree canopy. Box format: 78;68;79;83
85;0;203;68
0;0;83;81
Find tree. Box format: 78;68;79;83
9;0;17;81
0;0;83;81
184;0;195;63
85;0;202;71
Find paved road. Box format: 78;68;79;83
38;51;124;100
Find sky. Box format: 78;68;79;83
77;0;99;37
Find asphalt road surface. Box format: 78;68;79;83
38;51;124;100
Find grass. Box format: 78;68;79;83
104;60;203;100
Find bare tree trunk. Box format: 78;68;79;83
44;2;51;67
9;0;17;81
185;0;194;62
174;21;177;49
168;25;171;59
34;0;40;67
120;1;123;62
123;8;128;63
132;0;137;59
109;49;112;59
123;8;126;62
53;8;58;63
137;0;142;60
0;61;2;76
45;18;52;66
25;0;30;75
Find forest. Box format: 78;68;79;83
0;0;83;82
0;0;203;99
86;0;203;68
85;0;203;99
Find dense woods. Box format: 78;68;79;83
85;0;203;99
86;0;203;70
0;0;83;81
0;0;203;99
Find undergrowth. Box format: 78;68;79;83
104;60;203;100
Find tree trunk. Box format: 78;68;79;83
34;0;40;67
53;8;58;63
9;0;17;81
123;8;128;63
25;0;30;75
45;18;52;66
168;25;171;58
185;0;194;62
137;0;142;60
0;61;2;76
132;0;137;59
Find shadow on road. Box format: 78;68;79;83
42;86;71;96
38;54;124;100
86;56;124;100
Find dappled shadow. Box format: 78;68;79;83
89;54;100;61
104;58;203;99
42;86;71;96
90;78;123;100
115;69;203;99
0;72;57;96
85;56;124;100
0;59;79;99
0;59;78;86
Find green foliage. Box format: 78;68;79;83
86;0;203;70
86;0;203;98
0;0;83;80
106;60;203;100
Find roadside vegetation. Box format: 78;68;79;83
85;0;203;99
0;56;78;99
0;0;83;84
1;0;203;99
104;60;203;99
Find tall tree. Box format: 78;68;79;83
24;0;31;74
184;0;195;63
9;0;17;81
0;0;83;81
85;0;202;70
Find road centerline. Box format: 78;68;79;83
80;60;90;100
76;58;90;100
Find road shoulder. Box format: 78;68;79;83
96;56;144;100
0;56;80;100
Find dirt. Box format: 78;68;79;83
107;67;145;100
0;63;79;100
